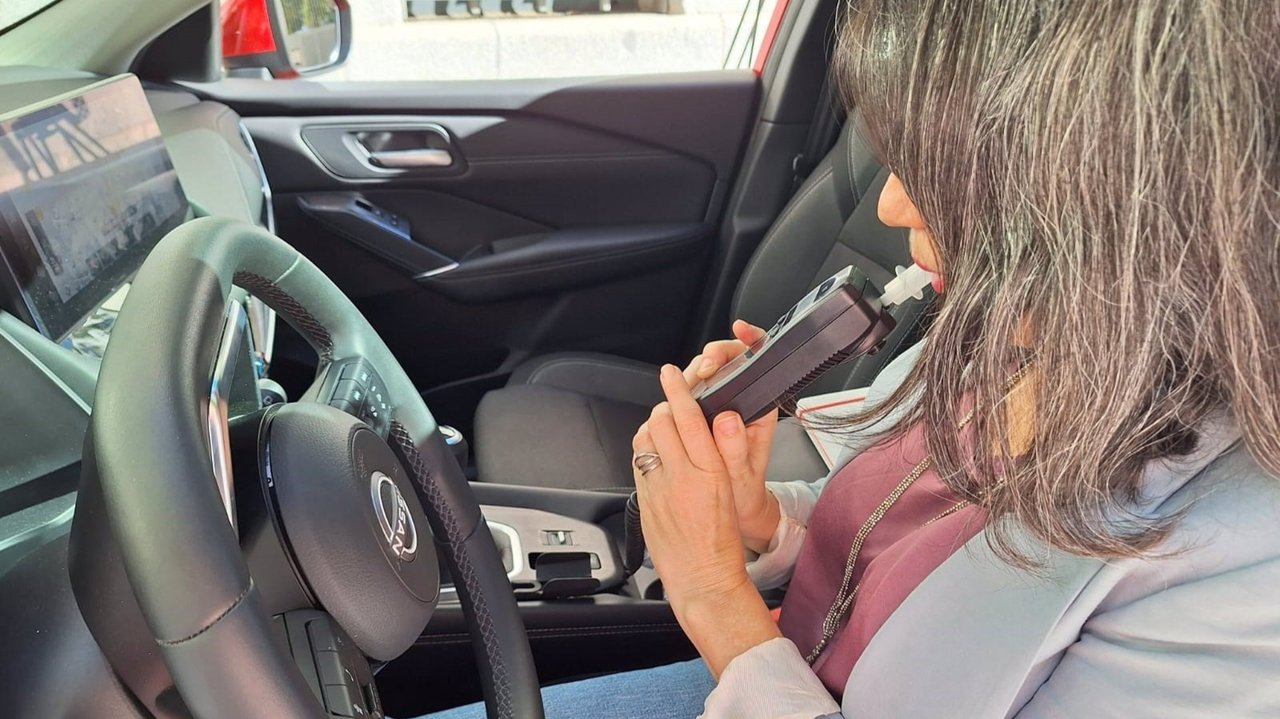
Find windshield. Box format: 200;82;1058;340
0;0;59;32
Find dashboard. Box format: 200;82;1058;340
0;65;277;574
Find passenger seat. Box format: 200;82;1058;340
473;116;929;491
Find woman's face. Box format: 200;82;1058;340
878;173;945;293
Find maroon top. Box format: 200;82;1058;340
777;421;986;697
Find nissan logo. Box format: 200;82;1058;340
370;471;418;562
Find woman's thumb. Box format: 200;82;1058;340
712;412;750;478
732;319;767;345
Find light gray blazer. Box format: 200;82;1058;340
704;343;1280;718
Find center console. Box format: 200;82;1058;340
472;505;625;600
378;480;701;717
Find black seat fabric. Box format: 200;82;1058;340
475;118;927;491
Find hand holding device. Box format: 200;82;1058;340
683;320;767;386
676;320;780;549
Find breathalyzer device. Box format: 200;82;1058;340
691;264;933;424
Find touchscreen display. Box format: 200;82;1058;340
0;75;191;339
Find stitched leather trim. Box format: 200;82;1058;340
233;271;334;361
389;421;517;719
155;581;254;646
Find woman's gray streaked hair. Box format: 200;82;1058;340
834;0;1280;562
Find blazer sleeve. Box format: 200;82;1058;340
746;341;926;589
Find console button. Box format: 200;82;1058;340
542;530;573;546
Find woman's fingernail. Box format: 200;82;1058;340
699;357;715;374
717;413;742;435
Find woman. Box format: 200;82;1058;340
430;0;1280;716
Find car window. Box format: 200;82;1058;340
325;0;784;81
0;0;60;32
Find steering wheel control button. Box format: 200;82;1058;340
328;361;391;434
315;649;351;686
307;619;346;653
282;612;385;719
265;403;439;661
329;398;358;415
371;471;418;562
334;379;366;406
339;362;374;387
323;683;364;717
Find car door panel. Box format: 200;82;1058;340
247;113;720;224
199;73;757;425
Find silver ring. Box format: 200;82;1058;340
633;451;663;476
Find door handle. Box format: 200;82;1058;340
366;147;454;169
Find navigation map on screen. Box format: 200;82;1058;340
0;76;190;339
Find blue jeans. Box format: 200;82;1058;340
418;659;715;719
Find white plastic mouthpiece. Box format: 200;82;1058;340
880;264;934;307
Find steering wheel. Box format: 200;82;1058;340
85;217;544;718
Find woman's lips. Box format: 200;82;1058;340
912;256;945;293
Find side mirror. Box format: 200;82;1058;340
222;0;352;78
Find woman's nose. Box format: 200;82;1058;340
878;174;926;230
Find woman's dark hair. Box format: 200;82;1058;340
834;0;1280;562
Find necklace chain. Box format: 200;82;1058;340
803;364;1031;665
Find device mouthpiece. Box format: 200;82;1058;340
880;264;934;307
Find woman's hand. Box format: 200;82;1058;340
632;364;781;677
679;320;782;552
680;318;769;385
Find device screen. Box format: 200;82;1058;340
0;75;191;340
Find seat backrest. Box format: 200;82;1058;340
730;115;931;396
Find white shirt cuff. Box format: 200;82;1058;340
700;637;842;719
746;514;808;590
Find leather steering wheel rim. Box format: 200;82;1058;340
89;217;544;718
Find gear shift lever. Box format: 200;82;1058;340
439;425;469;471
